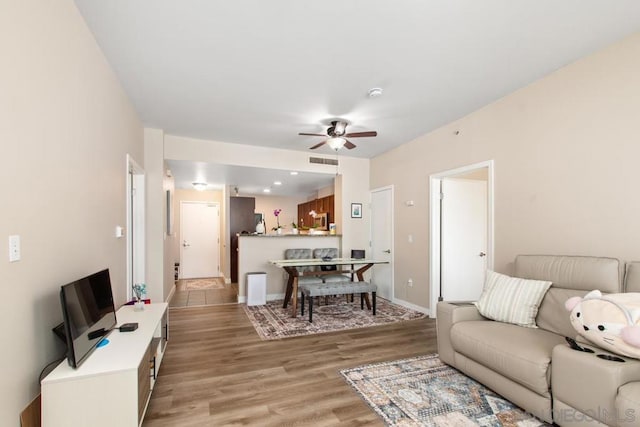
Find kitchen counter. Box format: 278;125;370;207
237;234;342;300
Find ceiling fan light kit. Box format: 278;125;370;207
327;137;345;151
299;120;378;151
367;87;383;98
192;182;207;191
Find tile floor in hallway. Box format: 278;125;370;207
169;278;238;308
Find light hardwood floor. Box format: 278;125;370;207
144;304;437;426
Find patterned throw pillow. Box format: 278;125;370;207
475;270;552;328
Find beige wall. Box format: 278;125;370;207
255;195;306;233
316;184;335;199
0;0;143;424
371;32;640;312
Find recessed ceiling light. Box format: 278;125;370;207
368;87;383;98
263;188;271;193
192;182;207;191
290;171;298;175
274;181;282;186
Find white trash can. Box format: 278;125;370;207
246;272;267;306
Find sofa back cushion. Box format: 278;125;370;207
514;255;624;337
625;262;640;292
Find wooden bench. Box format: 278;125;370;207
299;281;377;322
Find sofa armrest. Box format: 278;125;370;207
436;301;487;365
552;344;640;426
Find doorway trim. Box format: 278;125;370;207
126;154;145;302
429;160;495;317
369;185;395;303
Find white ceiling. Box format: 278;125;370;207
167;160;335;197
74;0;640;189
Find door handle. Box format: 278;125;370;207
479;251;486;257
383;249;391;254
183;241;190;247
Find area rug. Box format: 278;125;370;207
340;354;548;427
243;297;426;340
183;278;225;290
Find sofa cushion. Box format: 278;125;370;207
536;287;589;337
475;270;551;328
514;255;624;293
625;261;640;292
617;383;640;425
450;320;565;396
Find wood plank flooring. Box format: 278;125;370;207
144;303;437;426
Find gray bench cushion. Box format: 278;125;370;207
300;281;377;297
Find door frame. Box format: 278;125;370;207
429;160;494;316
179;200;221;279
126;154;145;302
370;185;395;302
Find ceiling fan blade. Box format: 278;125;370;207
344;131;377;138
344;140;357;149
310;141;327;149
299;132;327;137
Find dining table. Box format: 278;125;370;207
269;258;389;317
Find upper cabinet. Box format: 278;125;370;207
297;195;334;228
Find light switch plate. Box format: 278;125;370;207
9;235;20;262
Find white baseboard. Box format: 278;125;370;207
392;297;430;317
165;284;176;304
238;293;284;305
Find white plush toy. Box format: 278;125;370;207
565;290;640;359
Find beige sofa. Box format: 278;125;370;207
437;255;640;426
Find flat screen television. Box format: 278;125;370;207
59;268;117;368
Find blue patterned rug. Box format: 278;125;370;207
340;354;548;426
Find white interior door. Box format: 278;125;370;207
441;178;487;301
370;187;394;300
126;155;145;301
180;202;220;279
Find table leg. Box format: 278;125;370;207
291;276;299;318
357;263;374;309
283;270;294;308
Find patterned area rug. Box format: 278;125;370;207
184;278;225;290
243;297;426;340
341;354;548;427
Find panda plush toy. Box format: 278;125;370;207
565;290;640;359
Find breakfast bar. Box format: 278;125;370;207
237;233;342;303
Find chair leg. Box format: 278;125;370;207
372;292;376;315
301;291;305;316
360;293;364;309
309;295;313;323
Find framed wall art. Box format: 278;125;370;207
351;203;362;219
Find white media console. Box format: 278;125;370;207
41;303;168;427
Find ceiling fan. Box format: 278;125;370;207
299;120;377;150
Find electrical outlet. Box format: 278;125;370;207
407;278;413;287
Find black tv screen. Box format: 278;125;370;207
59;268;117;368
